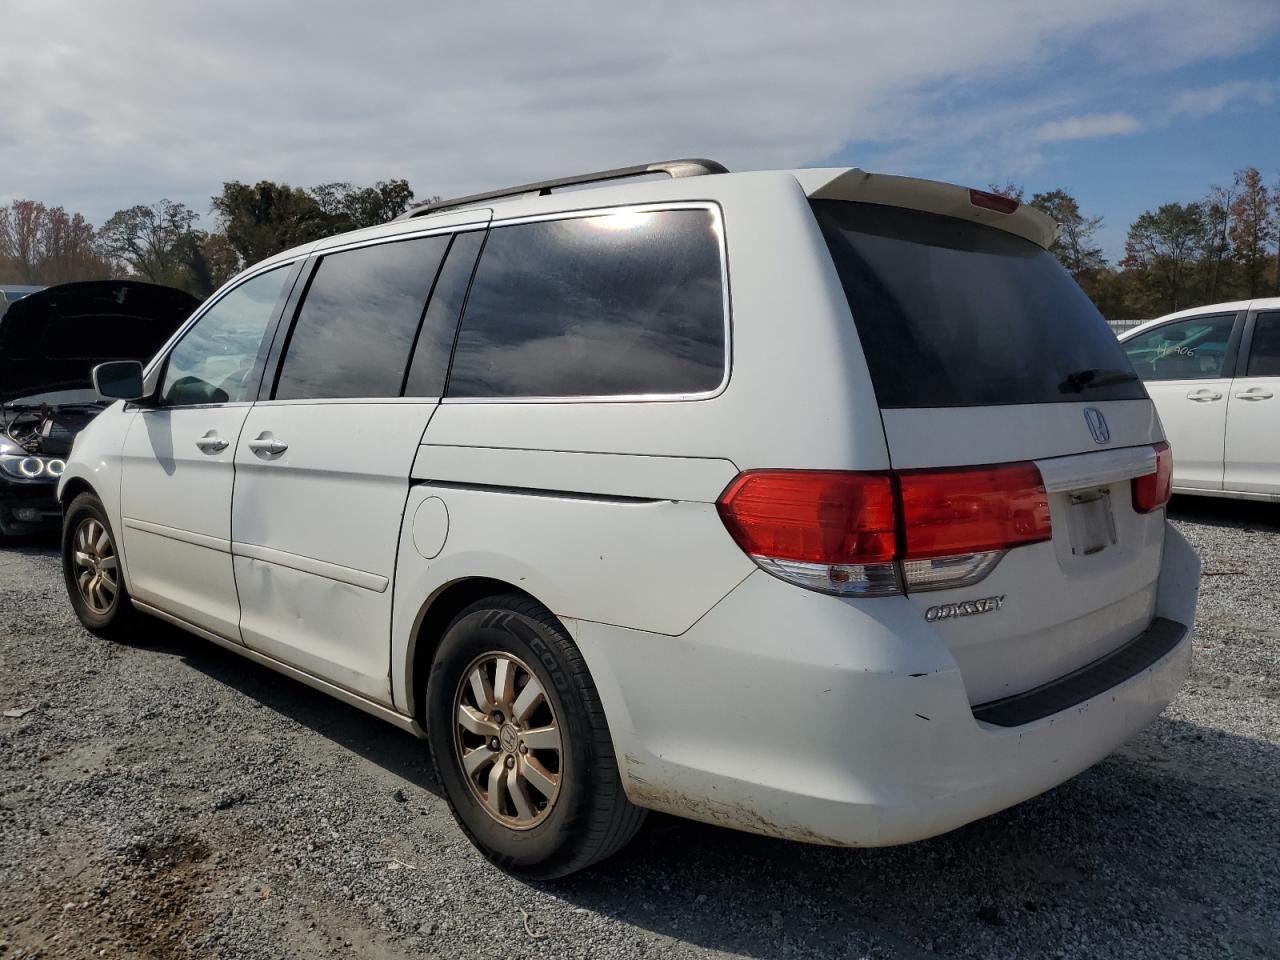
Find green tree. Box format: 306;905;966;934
1121;203;1208;314
310;179;416;231
97;200;202;287
1028;189;1106;281
210;181;332;265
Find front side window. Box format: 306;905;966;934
1246;312;1280;377
161;266;291;406
447;208;725;398
1122;314;1236;381
273;235;450;400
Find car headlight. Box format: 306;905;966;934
0;455;64;480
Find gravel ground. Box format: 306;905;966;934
1;497;1277;959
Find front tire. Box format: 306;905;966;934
425;594;645;879
62;492;139;640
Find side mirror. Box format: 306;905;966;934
92;360;146;401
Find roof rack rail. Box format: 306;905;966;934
396;158;729;220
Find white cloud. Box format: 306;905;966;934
1166;79;1280;118
1;0;1277;227
1034;113;1142;142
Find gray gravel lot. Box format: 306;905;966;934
1;498;1277;959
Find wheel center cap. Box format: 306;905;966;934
499;724;519;754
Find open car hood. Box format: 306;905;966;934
0;280;197;404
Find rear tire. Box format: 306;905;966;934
425;593;645;879
62;492;140;641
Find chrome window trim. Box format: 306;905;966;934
442;200;732;405
314;215;490;258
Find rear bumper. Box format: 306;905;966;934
577;521;1199;846
0;481;61;536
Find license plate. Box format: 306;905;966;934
1066;488;1117;556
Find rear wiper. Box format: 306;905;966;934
1058;368;1139;394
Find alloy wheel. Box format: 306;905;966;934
453;651;563;829
72;518;119;615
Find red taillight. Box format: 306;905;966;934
1132;442;1173;513
968;188;1019;215
898;462;1051;559
717;462;1053;596
716;470;897;565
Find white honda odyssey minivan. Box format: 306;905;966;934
60;160;1200;878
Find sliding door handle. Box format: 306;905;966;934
247;433;289;456
195;432;229;453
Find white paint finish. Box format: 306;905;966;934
64;165;1204;854
232;540;388;592
794;167;1058;248
132;599;422;737
1223;375;1280;494
579;523;1195;846
396;483;753;636
879;400;1163;469
119;405;252;640
410;497;449;559
388;482;757;712
57;400;137;585
312;206;492;254
880;401;1166;702
1143;378;1229;489
429;175;891;473
410;444;739;503
123;517;228;553
231;401;436;703
903;515;1161;703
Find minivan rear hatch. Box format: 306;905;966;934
807;175;1168;706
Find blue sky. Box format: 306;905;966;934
3;1;1278;266
833;44;1280;262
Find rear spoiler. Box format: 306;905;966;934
793;168;1059;249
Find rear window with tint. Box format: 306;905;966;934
812;200;1146;408
446;208;725;398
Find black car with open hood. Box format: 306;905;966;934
0;280;197;537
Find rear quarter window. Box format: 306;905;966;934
812;200;1146;408
446;208;725;399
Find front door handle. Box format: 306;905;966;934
1186;389;1223;402
1234;388;1274;400
195;431;229;453
247;433;289;457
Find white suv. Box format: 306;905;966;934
60;160;1200;878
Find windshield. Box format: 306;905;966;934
811;200;1147;408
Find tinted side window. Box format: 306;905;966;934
1246;312;1280;377
447;209;725;398
1122;315;1235;381
274;235;450;400
162;266;291;406
403;231;485;397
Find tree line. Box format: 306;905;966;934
2;168;1278;321
992;166;1278;320
0;178;420;297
